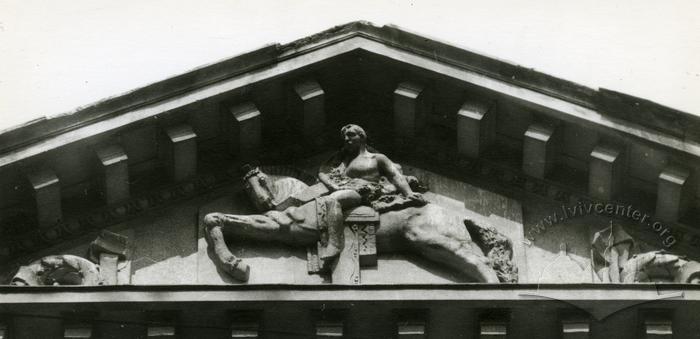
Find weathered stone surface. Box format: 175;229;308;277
224;102;262;161
457;99;495;158
275;182;329;211
536;243;589;284
560;315;590;339
397;321;426;338
480;321;507;338
88;230;129;262
197;195;325;284
523;123;556;179
306;246;325;274
198;120;523;284
315;320;344;338
63;324;93;339
656;165;691;222
589;145;622;201
212;164;501;283
27;168;62;229
344;206;378;268
293;79;325;142
96;144;130;204
330;226;360;285
464;219;517;282
358;224;377;267
164;124;197;181
393;82;425;143
10;255;103;286
99;252;119;285
644;316;673;338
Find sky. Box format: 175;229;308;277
1;0;699;131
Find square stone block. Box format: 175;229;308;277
293;79;325;141
523;123;556;179
480;322;507;339
561;314;590;339
225;102;261;161
96;144;130;204
656;165;691;222
164;124;197;182
397;322;426;339
644;319;673;338
457;99;494;158
27;168;62;229
394;82;425;142
589;145;622;201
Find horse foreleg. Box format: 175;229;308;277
403;226;500;283
204;221;250;282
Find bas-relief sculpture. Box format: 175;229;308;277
592;224;700;283
8;124;700;285
9;231;128;286
10;255;103;286
204;124;516;283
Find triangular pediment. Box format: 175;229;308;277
2;22;700;288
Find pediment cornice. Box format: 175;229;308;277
1;21;698;166
2;22;700;285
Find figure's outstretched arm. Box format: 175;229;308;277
318;172;339;191
318;153;343;191
377;154;417;197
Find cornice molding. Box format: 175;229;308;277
1;22;698;166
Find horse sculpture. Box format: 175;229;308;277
203;167;517;283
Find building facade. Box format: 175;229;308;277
0;22;699;338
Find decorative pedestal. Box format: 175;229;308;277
99;253;119;285
331;206;379;284
164;124;197;182
523;123;556;179
655;165;691;222
96;145;130;205
293;79;325;142
224;102;261;161
308;206;379;284
27;168;62;229
89;230;131;285
588;145;622;201
457;99;495;158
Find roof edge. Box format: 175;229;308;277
1;21;697;156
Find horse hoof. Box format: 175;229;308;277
225;259;250;282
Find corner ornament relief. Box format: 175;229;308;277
204;124;517;283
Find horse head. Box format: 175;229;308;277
242;165;277;212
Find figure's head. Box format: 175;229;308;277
340;124;367;150
242;166;276;211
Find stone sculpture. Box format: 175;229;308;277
204;124;516;283
592;223;700;283
10;255;103;286
9;230;129;286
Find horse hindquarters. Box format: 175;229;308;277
399;218;500;283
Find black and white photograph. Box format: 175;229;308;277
0;1;699;337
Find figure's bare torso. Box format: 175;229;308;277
343;152;383;182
